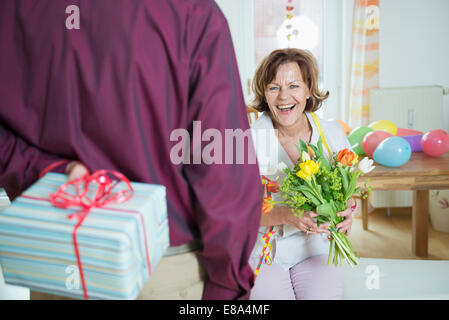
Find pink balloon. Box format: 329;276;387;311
421;129;449;157
362;130;393;158
396;128;424;136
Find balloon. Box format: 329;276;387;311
373;137;412;167
396;127;424;136
362;130;393;158
348;126;373;155
421;129;449;157
329;119;352;136
351;142;365;156
368;120;397;135
402;134;423;152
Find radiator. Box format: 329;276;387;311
368;85;447;208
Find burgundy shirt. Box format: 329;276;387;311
0;0;262;299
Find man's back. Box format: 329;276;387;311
0;0;262;299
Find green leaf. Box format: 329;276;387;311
301;203;314;211
316;215;329;226
318;157;331;171
338;167;349;192
335;200;346;213
345;175;358;200
317;136;324;158
321;179;331;194
299;139;309;154
297;187;321;206
316;202;334;216
328;199;339;221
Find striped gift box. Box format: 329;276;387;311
0;173;169;300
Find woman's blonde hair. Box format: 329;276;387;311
250;48;329;113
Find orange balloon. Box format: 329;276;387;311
330;119;352;136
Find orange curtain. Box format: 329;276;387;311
347;0;379;128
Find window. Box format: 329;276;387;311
254;0;324;77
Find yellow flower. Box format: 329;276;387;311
296;170;311;182
296;160;320;182
300;160;320;175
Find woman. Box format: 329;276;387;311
249;48;354;300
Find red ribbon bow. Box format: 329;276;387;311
48;170;141;300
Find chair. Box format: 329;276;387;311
247;106;259;124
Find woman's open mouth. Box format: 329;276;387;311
276;104;296;114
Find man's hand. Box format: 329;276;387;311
65;161;89;181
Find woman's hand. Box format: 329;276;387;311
65;161;89;181
335;198;356;236
284;210;330;235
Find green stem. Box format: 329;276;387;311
305;177;325;205
337;232;360;263
328;239;334;266
311;176;326;203
331;231;355;267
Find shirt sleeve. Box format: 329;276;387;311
183;3;262;300
0;124;68;200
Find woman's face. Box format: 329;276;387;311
264;62;310;129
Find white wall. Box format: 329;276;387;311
341;0;355;124
379;0;449;132
216;0;449;131
330;0;449;131
322;0;343;121
215;0;255;105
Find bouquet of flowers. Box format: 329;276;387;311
265;137;374;267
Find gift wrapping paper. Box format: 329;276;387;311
0;173;169;299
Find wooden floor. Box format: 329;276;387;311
351;207;449;260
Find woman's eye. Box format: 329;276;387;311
269;87;279;91
289;85;299;89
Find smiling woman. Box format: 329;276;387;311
250;48;329;132
248;48;353;300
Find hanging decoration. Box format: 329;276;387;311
285;0;295;47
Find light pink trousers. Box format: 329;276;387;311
249;254;343;300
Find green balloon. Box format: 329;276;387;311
352;142;366;156
348;126;373;146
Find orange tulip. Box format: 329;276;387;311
337;149;358;167
262;198;274;215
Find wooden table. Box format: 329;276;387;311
357;152;449;257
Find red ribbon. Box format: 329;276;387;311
27;170;152;300
255;176;280;279
39;160;70;178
